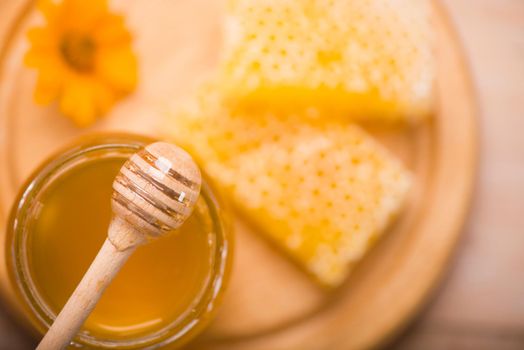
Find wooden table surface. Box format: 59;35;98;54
0;0;523;349
393;0;524;349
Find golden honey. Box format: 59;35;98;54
5;135;231;349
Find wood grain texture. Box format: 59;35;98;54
393;0;524;348
111;142;202;244
0;0;488;349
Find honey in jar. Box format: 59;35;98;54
5;135;231;349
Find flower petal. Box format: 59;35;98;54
62;0;108;32
24;47;63;74
93;80;116;114
27;0;135;127
96;46;137;92
37;0;60;22
93;14;132;46
34;68;64;104
27;27;57;49
24;47;46;68
60;78;98;126
24;23;66;105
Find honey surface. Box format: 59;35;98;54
28;157;214;339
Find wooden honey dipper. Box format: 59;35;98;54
37;142;202;350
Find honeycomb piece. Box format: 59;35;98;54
220;0;434;123
167;90;412;287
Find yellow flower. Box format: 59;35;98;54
25;0;137;126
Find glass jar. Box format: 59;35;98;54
3;134;232;349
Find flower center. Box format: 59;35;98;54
60;33;96;72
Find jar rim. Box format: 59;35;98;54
6;135;231;349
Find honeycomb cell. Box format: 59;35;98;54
168;88;412;287
220;0;434;123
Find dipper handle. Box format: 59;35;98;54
36;142;202;350
36;221;138;350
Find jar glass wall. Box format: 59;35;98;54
4;134;232;349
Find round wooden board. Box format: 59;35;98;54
0;1;477;349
